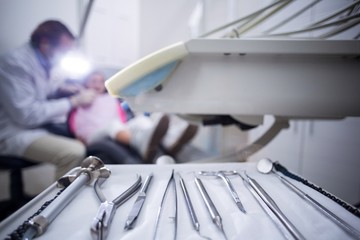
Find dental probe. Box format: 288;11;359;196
243;172;306;240
238;173;296;240
178;174;211;240
258;158;360;239
277;173;360;239
195;177;228;240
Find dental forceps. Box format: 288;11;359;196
199;170;246;213
90;175;142;240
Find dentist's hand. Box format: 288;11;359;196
70;89;96;107
59;82;84;95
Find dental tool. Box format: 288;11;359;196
91;174;142;240
153;169;177;240
269;160;360;217
257;158;360;240
242;172;306;240
124;173;154;230
22;156;110;240
241;177;294;240
199;171;246;214
195;176;228;240
178;173;211;240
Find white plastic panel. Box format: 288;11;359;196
109;39;360;118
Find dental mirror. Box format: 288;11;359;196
257;158;274;174
256;158;360;239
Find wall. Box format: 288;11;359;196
82;0;141;69
0;0;80;55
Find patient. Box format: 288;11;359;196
69;71;198;163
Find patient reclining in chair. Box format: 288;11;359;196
69;71;199;163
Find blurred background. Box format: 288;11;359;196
0;0;359;213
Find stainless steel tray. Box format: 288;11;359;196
1;162;359;239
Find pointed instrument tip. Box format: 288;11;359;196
237;202;247;214
124;221;132;230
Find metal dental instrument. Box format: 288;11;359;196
199;171;246;214
240;175;294;240
257;158;360;240
91;174;142;240
153;169;177;240
271;160;360;217
200;170;299;240
195;176;228;240
242;172;306;240
178;173;211;240
23;156;110;240
124;173;154;230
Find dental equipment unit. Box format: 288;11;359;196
105;39;360;119
105;38;360;160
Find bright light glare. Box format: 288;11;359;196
60;52;92;79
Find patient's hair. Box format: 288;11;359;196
30;20;75;48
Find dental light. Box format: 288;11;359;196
59;51;92;79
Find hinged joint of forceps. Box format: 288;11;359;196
91;175;142;240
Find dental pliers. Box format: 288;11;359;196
90;175;142;240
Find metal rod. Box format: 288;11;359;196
174;172;178;240
40;174;88;223
94;177;107;203
275;173;360;239
179;174;200;231
178;173;211;239
195;177;228;240
153;170;176;240
243;173;306;240
272;161;360;217
241;178;294;240
78;0;95;41
22;156;109;239
23;174;89;240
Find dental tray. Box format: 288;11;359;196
1;162;359;239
